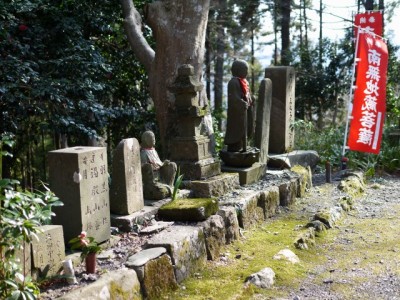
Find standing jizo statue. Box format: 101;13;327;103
220;60;259;168
140;130;177;200
225;59;256;152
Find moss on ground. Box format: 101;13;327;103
166;186;400;299
167;214;327;299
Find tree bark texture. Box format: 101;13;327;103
280;0;291;65
121;0;210;157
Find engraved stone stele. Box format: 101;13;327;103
255;78;272;164
110;138;143;214
49;147;111;244
31;225;65;278
169;64;220;180
265;66;295;154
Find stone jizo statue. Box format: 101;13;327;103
224;59;255;152
140;130;177;200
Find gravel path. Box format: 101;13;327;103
285;174;400;300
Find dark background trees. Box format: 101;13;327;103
1;0;400;187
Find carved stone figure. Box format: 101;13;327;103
224;59;255;152
140;131;177;200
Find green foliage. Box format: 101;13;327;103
0;135;63;299
0;0;155;187
293;120;400;174
171;168;184;201
68;232;101;261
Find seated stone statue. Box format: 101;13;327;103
224;59;255;152
140;130;177;200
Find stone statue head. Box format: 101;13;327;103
141;131;156;148
231;59;248;78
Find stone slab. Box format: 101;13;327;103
157;198;219;222
255;78;272;164
217;207;240;244
110;138;143;215
125;247;167;268
49;146;111;243
144;225;207;283
110;198;171;232
265;66;295;154
58;268;141;300
268;150;319;170
219;190;264;229
31;225;65;278
221;162;267;185
140;221;174;234
258;186;280;219
199;215;225;260
186;172;240;198
176;157;221;180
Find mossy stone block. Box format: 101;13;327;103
158;198;219;222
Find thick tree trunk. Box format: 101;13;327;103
121;0;210;157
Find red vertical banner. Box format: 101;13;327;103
347;32;388;154
354;11;383;37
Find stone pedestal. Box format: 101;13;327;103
49;147;111;243
222;162;266;186
265;67;295;154
169;64;220;180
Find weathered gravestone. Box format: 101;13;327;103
265;66;295;154
31;225;65;278
110;138;143;214
49;147;111;243
255;78;272;164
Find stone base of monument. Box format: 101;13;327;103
222;162;267;186
219;148;260;168
268;150;320;170
176;157;221;180
183;173;240;198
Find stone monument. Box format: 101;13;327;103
31;225;65;278
168;64;220;180
110;138;143;214
140;130;177;200
48;147;111;244
265;66;295;154
254;78;272;164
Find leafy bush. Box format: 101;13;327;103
293;120;400;174
0;135;63;300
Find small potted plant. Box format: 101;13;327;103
68;231;101;274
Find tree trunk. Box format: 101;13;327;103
214;0;225;131
280;0;291;65
121;0;210;157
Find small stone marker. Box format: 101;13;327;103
255;78;272;164
110;138;143;215
31;225;65;278
49;146;111;243
265;66;295;154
